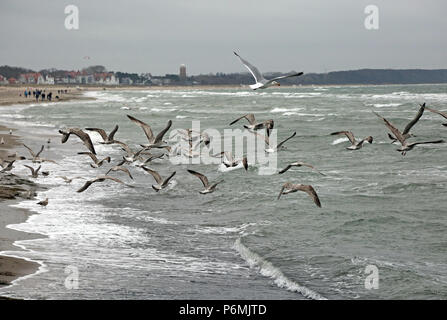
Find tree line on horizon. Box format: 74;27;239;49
1;65;447;85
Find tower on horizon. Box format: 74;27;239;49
179;64;186;81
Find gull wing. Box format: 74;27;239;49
22;144;36;157
141;166;163;184
187;169;210;188
296;184;322;208
230;114;256;126
35;145;45;158
276;131;296;149
78;152;99;164
330;131;356;144
161;171;176;187
70;128;97;155
108;125;119;140
265;72;304;85
425;107;447;120
373;112;406;145
127;115;154;143
154;120;172;144
234;51;265;83
402;103;425;135
85;128;108;141
278;165;292;174
407;140;445;148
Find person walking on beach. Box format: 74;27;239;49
41;92;46;101
24;90;28;98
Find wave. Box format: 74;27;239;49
233;238;327;300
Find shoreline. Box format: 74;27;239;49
2;82;446;108
0;124;47;297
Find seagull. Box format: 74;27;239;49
187;169;224;194
374;111;444;155
388;103;425;143
0;160;15;173
85;125;120;144
277;183;322;208
77;152;111;168
234;51;303;90
59;128;97;155
115;142;148;163
172;129;211;147
330;131;373;150
141;166;176;191
106;166;134;180
278;161;325;175
213;151;248;170
425;106;447;126
37;198;49;207
77;175;128;193
230;114;274;136
22;144;45;162
127;115;172;150
24;165;41;178
57;176;85;184
249;130;296;153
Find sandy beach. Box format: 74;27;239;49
0;124;44;294
0;84;248;107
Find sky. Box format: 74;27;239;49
1;0;446;75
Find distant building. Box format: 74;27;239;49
45;75;55;85
8;77;17;84
179;64;187;81
18;72;45;84
0;74;8;84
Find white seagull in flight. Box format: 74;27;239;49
234;51;303;90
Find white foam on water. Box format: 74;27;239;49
271;107;304;113
233;238;327;300
217;162;245;172
372;103;402;108
332;137;349;145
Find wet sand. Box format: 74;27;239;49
0;124;44;293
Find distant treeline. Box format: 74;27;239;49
1;65;447;85
192;69;447;86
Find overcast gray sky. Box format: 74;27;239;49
1;0;446;75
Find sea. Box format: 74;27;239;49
0;84;446;299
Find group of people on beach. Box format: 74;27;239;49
22;88;69;102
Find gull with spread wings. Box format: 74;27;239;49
234;51;303;90
330;131;373;150
277;183;322;208
127;115;172;150
85;125;120;144
58;128;97;155
374;111;444;155
388;103;425;143
141;166;176;192
187;169;224;194
249;130;296;153
230;113;274;136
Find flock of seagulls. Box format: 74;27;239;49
1;52;446;210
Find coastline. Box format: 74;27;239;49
0;124;46;297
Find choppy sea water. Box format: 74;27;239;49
1;84;447;299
